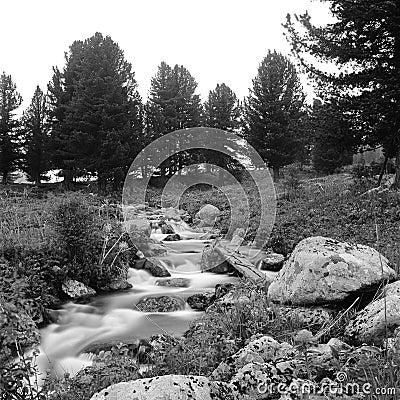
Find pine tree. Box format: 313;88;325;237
204;83;240;131
146;62;203;176
47;33;143;190
203;83;242;176
21;86;50;185
284;0;400;187
0;72;22;183
243;50;305;181
311;100;356;174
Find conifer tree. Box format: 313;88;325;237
146;62;203;176
0;72;22;183
284;0;400;187
22;86;50;185
203;83;241;175
243;51;305;181
48;32;143;190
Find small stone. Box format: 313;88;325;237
155;278;191;288
62;279;96;299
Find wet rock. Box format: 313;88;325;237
163;233;181;241
345;294;400;345
90;375;234;400
259;253;285;271
62;279;96;299
201;243;233;273
160;222;175;234
135;295;185;312
195;204;221;227
155;277;191;287
187;292;214;311
268;236;396;305
134;257;171;277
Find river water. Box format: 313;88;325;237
33;220;275;383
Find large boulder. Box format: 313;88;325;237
345;294;400;345
268;236;396;305
90;375;234;400
62;279;96;299
383;280;400;297
195;204;221;227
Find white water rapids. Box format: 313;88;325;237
31;221;276;383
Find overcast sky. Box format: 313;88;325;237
1;0;332;110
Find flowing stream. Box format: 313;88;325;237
33;218;276;383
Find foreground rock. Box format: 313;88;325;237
345;294;400;345
383;280;400;297
135;295;185;312
268;236;396;305
211;334;351;398
62;279;96;299
90;375;234;400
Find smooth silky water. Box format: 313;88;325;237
32;224;276;383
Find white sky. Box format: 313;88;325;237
1;0;332;110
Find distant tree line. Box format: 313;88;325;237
1;22;390;189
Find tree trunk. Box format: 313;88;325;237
273;166;280;182
377;154;389;187
393;143;400;190
97;173;107;193
35;175;41;187
61;170;74;190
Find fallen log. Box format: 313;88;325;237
201;240;265;281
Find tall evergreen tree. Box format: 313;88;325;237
204;83;240;131
48;32;143;190
0;73;22;183
21;86;50;185
243;50;305;181
146;62;203;176
311;100;356;174
284;0;400;188
203;83;241;175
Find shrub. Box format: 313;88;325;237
49;197;103;286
